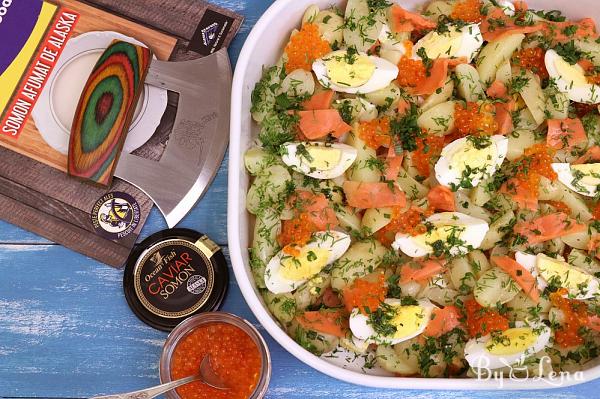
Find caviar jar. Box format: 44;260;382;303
159;312;271;399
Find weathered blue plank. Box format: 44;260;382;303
0;244;599;398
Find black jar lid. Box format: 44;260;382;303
123;228;228;331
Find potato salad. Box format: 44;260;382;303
246;0;600;378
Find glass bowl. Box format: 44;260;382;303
159;312;271;398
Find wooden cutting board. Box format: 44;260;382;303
0;0;242;267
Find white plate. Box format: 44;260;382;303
228;0;600;390
32;31;167;155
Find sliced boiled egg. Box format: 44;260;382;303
392;212;489;258
281;142;358;179
497;0;516;16
265;231;351;294
516;251;599;299
435;135;508;190
545;49;600;104
552;162;600;197
312;49;398;94
349;298;435;345
464;321;552;370
515;251;545;290
536;253;599;299
412;24;483;62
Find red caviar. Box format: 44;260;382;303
451;0;484;23
397;56;426;88
171;322;261;399
412;134;445;177
454;102;498;138
593;203;600;220
513;144;558;195
550;289;588;347
284;23;331;73
375;206;433;246
544;200;571;214
513;47;549;80
464;299;510;338
342;273;387;314
279;213;318;247
358;117;391;149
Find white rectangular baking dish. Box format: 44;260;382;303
228;0;600;389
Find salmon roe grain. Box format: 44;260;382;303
412;134;445;177
544;200;571;214
550;289;588;347
593;203;600;220
171;323;262;399
513;47;549;80
451;0;483;23
375;206;433;246
284;23;331;73
342;273;387;314
397;57;426;88
454;102;498;137
509;144;557;198
464;299;510;338
358;117;391;149
279;213;317;247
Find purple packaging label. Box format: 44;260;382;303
0;0;45;75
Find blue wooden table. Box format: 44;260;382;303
1;1;600;398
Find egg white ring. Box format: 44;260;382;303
552;163;599;197
545;49;600;105
515;251;548;292
411;24;483;63
264;231;351;294
349;299;435;345
281;142;358;180
533;253;599;300
435;135;508;190
392;212;489;258
312;52;399;94
464;321;552;371
497;0;516;16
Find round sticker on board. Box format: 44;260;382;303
91;192;140;240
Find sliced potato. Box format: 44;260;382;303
476;34;525;84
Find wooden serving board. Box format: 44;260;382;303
0;0;242;267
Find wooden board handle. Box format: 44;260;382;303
68;40;152;186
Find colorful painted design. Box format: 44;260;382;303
68;40;151;186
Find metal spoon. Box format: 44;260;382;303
91;355;228;399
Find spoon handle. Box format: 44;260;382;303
90;375;199;399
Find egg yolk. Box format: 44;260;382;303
280;247;330;281
325;51;376;88
554;56;589;87
537;256;594;293
571;164;600;185
303;146;342;171
412;221;466;251
446;137;497;178
389;304;427;339
414;29;464;59
485;327;538;356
